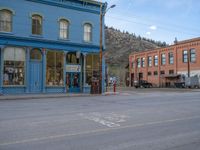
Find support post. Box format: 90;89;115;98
0;46;4;94
42;48;46;93
26;47;30;93
64;51;68;93
82;53;87;92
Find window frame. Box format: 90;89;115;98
161;53;166;65
148;56;152;67
46;51;64;86
141;57;145;67
3;47;26;86
32;14;43;35
154;55;158;66
183;50;188;63
168;52;174;65
83;23;92;42
190;48;196;63
0;9;13;33
59;19;69;39
137;58;141;68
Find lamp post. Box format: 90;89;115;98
99;3;116;94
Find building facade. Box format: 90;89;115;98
0;0;107;94
129;38;200;87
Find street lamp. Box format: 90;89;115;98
99;3;116;94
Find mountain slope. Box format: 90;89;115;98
104;27;167;66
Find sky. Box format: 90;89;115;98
100;0;200;44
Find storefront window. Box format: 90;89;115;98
46;51;64;86
3;47;25;85
86;54;99;85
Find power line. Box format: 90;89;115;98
106;15;200;36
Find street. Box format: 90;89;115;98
0;90;200;150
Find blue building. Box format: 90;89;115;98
0;0;106;94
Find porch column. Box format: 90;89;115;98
42;49;46;93
26;47;30;93
82;53;87;92
64;51;68;93
0;45;4;94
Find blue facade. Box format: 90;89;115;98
0;0;106;95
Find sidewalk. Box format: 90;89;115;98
0;93;91;100
0;92;120;100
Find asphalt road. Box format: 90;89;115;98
0;90;200;150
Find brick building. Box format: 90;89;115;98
129;37;200;87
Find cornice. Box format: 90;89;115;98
25;0;101;14
0;34;100;49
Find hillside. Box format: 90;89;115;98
104;27;167;66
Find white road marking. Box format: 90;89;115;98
1;115;200;146
79;112;128;127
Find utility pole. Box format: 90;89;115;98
99;3;116;94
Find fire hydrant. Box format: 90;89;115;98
113;81;116;93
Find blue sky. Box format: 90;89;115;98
101;0;200;44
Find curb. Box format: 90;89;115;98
0;92;119;100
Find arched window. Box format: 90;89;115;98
30;49;42;60
83;23;92;42
59;19;69;39
3;47;25;85
32;14;42;35
0;9;12;32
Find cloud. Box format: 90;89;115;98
149;25;157;30
146;31;151;35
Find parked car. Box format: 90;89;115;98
134;80;153;88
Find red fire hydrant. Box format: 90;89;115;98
113;81;116;93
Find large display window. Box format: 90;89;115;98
86;54;99;85
46;51;64;86
3;47;25;86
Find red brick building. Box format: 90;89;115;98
129;37;200;87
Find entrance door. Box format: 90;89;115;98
66;72;80;93
29;49;42;93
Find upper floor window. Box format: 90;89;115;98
137;58;141;68
190;49;196;63
141;57;145;67
59;19;69;39
168;52;174;64
132;61;134;69
32;14;42;35
154;55;158;66
0;9;12;32
148;56;152;67
161;53;166;65
84;23;92;42
183;50;188;63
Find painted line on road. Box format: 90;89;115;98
1;115;200;146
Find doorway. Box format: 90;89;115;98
66;72;80;93
29;49;42;93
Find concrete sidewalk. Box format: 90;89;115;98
0;93;92;100
0;92;120;100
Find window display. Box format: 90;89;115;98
3;47;25;86
46;51;64;86
86;54;99;85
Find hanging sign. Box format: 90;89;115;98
66;65;81;73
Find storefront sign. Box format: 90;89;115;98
66;65;81;73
